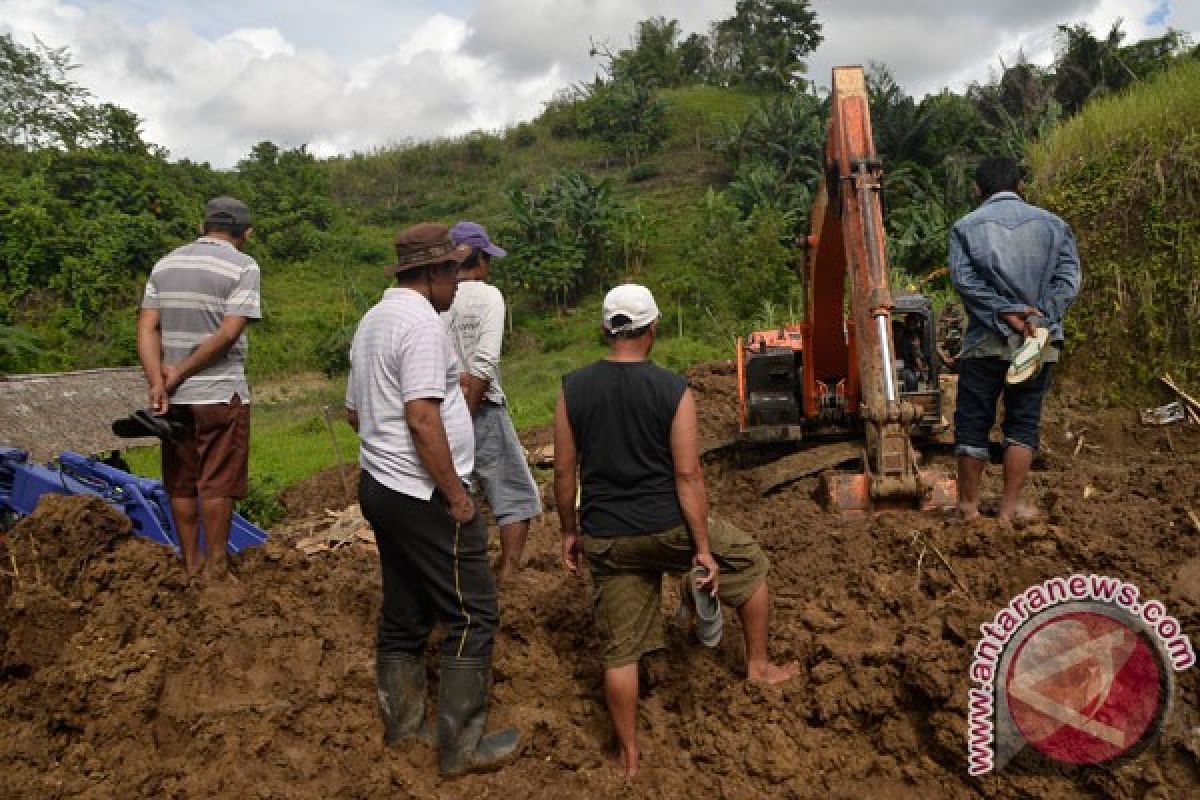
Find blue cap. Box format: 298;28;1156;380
449;220;507;258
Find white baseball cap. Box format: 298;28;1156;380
602;284;660;333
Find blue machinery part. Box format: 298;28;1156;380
0;447;267;555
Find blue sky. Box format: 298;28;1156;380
2;0;1194;166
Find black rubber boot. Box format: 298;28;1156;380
377;652;432;747
437;656;521;777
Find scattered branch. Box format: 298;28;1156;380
911;530;970;596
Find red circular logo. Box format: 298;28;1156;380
1005;611;1166;764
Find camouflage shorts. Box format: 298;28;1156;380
583;517;769;668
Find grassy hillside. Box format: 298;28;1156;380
1029;59;1200;400
243;84;767;388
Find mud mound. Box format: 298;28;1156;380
1;365;1197;798
0;496;133;673
278;464;360;520
688;359;741;447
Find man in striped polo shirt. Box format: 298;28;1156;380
136;196;261;581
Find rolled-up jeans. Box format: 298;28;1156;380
953;356;1054;461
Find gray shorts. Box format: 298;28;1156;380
473;402;542;525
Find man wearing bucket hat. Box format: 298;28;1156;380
949;157;1081;522
442;221;542;583
552;284;798;779
345;222;519;777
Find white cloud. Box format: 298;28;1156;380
0;1;531;165
1;1;1194;166
222;28;296;59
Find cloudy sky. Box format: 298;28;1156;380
1;0;1194;166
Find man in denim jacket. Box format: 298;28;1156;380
948;157;1082;521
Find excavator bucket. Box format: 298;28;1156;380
820;468;957;513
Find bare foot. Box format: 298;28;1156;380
747;660;800;686
619;746;639;780
600;748;638;777
999;503;1039;522
201;569;246;603
957;503;981;522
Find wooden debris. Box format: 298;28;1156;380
1188;510;1200;536
911;530;970;596
293;505;375;556
1084;485;1097;500
528;444;555;468
1073;434;1086;458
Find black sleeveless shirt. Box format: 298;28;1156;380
562;359;687;537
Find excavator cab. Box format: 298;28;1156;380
739;325;806;439
891;294;944;437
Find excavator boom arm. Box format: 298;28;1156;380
805;66;930;506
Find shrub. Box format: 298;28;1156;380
628;161;662;182
237;477;285;529
514;124;537;148
316;322;355;377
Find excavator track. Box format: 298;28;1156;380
746;442;862;495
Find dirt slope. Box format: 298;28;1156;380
1;363;1198;799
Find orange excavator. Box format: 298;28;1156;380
735;66;957;512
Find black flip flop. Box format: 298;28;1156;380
112;409;185;441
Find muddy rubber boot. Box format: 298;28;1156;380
437;657;521;777
377;652;432;747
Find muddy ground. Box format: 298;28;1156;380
1;362;1198;799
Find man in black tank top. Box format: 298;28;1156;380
554;284;798;779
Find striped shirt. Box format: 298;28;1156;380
141;236;261;404
346;288;474;500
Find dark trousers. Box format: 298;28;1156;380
954;356;1054;456
358;470;498;661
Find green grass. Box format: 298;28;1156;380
661;85;768;146
1027;58;1200;397
1030;59;1200;186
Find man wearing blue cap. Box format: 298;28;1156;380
443;221;542;583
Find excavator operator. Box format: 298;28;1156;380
895;313;930;392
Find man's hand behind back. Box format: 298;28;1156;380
162;364;183;395
1000;307;1043;338
148;381;169;414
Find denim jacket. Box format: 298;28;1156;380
948;192;1082;359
